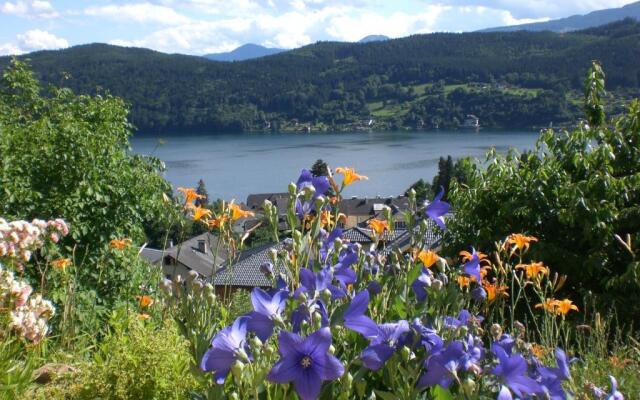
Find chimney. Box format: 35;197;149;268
197;239;207;254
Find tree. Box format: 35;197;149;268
0;60;175;320
445;62;640;322
311;159;330;177
195;179;209;207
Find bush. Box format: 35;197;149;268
445;62;640;322
71;312;197;400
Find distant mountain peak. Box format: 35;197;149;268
481;1;640;33
358;35;390;43
203;44;285;62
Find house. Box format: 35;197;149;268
211;216;447;293
339;196;409;228
246;192;290;215
139;232;228;280
245;194;410;228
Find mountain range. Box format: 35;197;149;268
204;35;391;62
1;19;639;133
203;44;285;62
482;1;640;32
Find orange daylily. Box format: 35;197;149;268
335;167;368;187
136;295;154;308
207;215;229;230
230;204;255;221
516;262;550;280
417;250;438;268
483;281;509;302
506;234;538;253
553;299;579;316
177;187;204;207
138;313;151;320
535;298;558;313
368;219;389;237
457;275;472;289
192;206;212;222
110;238;132;250
531;344;549;359
51;258;72;271
459;249;489;263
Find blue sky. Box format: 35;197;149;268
1;0;637;55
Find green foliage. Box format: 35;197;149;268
0;59;172;249
1;20;639;132
71;312;197;400
0;59;175;330
0;338;39;400
446;61;640;322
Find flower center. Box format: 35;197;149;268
300;355;312;369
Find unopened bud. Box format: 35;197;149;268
250;336;263;350
490;323;503;340
435;257;447;273
315;196;325;210
269;248;278;263
432;279;443;291
231;360;244;382
462;377;476;396
321;288;332;303
328;345;335;354
263;199;273;211
187;270;198;282
229;393;240;400
288;182;297;195
400;346;411;362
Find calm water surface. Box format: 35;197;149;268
130;130;539;201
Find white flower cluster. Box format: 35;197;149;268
0;264;55;343
0;218;69;261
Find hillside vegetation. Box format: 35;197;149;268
1;20;639;133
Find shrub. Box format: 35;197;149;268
71;312;197;400
445;62;640;322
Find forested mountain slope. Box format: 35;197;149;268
2;20;639;132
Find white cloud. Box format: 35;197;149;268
84;2;191;25
0;29;68;55
435;0;638;19
0;0;57;18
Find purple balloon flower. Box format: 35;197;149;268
425;186;450;230
411;318;443;355
444;309;484;330
490;343;543;398
412;267;433;302
297;169;330;197
470;286;487;302
319;228;343;261
418;339;481;388
295;169;330;218
246;287;288;341
342;290;410;370
592;376;624;400
268;328;344;400
359;321;411;370
295;267;346;300
200;316;251;384
462;248;482;283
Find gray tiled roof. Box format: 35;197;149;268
138;247;164;264
246;193;290;214
339;196;409;216
163;233;228;278
213;243;287;287
211;215;449;288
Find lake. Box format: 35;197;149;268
130;130;539;202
